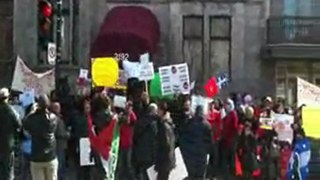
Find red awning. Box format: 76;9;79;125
90;6;160;60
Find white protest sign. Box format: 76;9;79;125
80;138;95;166
79;69;89;79
191;95;211;115
139;62;154;81
122;59;140;78
140;53;150;66
113;95;127;108
274;114;294;143
159;63;190;96
297;77;320;107
47;43;56;65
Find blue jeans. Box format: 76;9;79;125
57;150;66;180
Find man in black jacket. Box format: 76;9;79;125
23;95;59;180
0;88;21;180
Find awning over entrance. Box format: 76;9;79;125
90;6;160;60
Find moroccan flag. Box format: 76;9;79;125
204;73;230;97
204;77;219;97
87;115;120;180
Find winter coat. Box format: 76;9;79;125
179;115;212;178
0;101;21;157
155;113;176;173
23;109;59;162
133;114;158;167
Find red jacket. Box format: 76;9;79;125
120;111;137;149
207;110;222;141
222;110;239;148
280;147;292;180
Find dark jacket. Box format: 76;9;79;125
0;101;21;157
179;115;212;178
55;116;70;150
155;113;176;173
133;113;158;166
23;109;58;162
238;133;259;173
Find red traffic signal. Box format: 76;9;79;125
39;0;53;18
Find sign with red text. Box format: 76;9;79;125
297;77;320;107
11;57;55;96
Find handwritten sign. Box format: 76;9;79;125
297;77;320;107
11;57;55;95
274;114;294;143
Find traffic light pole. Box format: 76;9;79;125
55;0;63;92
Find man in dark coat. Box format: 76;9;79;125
23;94;59;180
155;102;176;180
179;105;212;180
0;88;21;180
133;103;158;180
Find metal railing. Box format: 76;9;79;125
267;16;320;44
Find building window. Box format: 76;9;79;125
183;16;204;84
209;16;231;77
183;16;203;39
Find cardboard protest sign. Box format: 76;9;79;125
297;77;320;107
274;114;294;143
80;138;95;166
159;63;190;96
139;62;154;81
12;57;55;95
91;57;119;87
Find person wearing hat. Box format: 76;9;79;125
0;88;21;180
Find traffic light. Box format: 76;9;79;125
38;0;53;50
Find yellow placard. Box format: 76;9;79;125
302;106;320;139
91;57;119;87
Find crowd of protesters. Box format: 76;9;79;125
0;86;311;180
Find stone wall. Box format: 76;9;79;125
12;0;274;97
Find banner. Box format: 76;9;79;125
274;114;294;143
159;63;190;96
302;106;320;138
297;77;320;107
11;56;55;95
259;110;275;130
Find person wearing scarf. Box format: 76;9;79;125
221;98;239;178
287;128;311;180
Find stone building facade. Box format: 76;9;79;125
10;0;272;97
